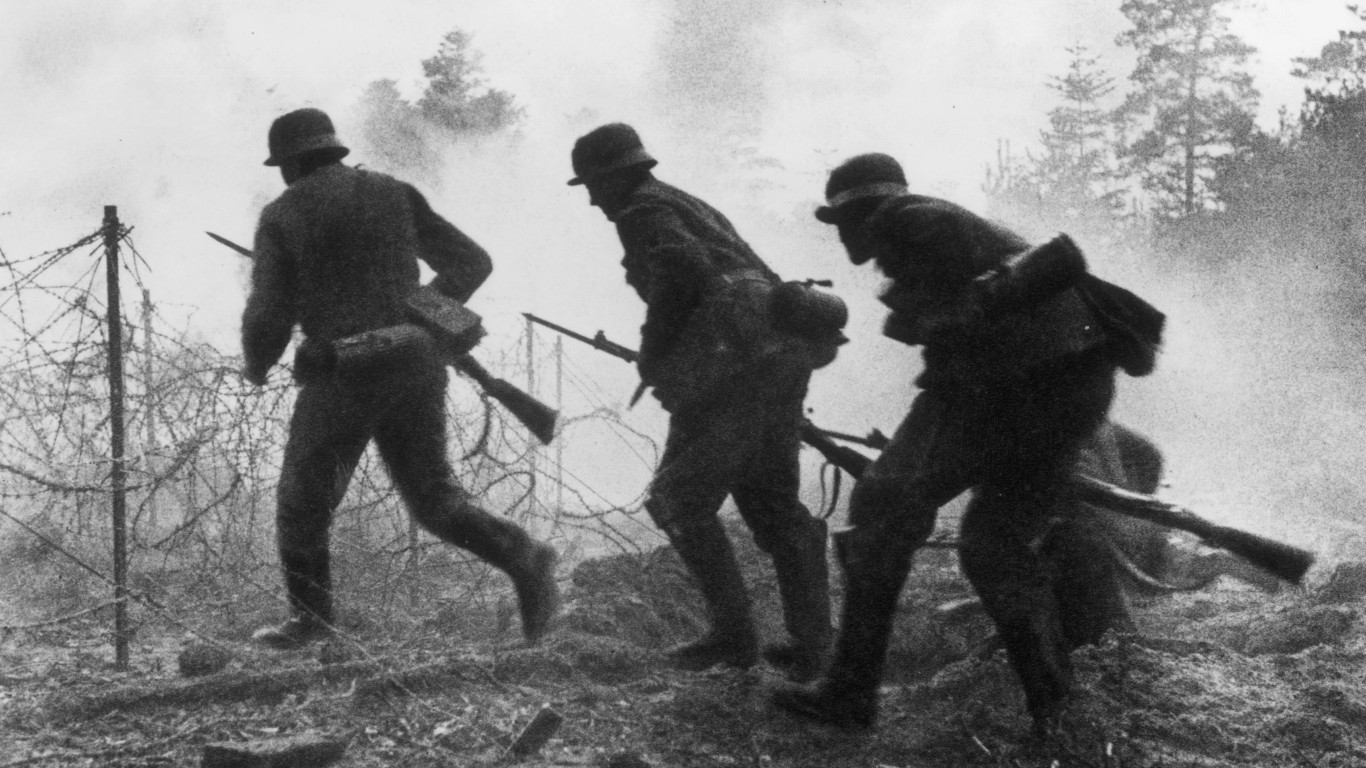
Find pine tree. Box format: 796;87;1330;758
983;48;1125;238
1202;6;1366;272
1114;0;1260;218
416;29;524;138
353;29;523;179
1285;5;1366;270
1034;46;1123;219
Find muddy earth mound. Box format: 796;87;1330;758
560;526;1366;767
5;521;1365;767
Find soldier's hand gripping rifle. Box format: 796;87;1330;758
208;232;558;445
520;312;873;477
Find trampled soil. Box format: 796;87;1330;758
2;526;1364;767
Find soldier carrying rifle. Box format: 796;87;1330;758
240;107;558;649
772;153;1167;735
567;123;847;681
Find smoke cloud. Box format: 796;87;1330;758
1;0;1358;563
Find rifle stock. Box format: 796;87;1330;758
799;421;874;479
1073;474;1314;585
452;354;558;445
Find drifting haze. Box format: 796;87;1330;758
1;0;1361;558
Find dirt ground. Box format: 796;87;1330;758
2;527;1364;768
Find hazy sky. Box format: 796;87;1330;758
1;0;1350;334
0;0;1344;322
2;0;1360;540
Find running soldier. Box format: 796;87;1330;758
773;153;1163;732
569;123;840;681
242;108;558;649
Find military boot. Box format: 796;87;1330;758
253;547;335;650
771;527;913;728
762;517;833;682
959;516;1075;730
409;484;560;644
441;508;559;646
504;537;560;645
666;521;759;671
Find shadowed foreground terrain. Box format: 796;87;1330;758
2;527;1364;768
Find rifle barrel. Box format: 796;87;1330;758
523;313;637;362
523;314;883;478
523;313;598;347
818;427;889;450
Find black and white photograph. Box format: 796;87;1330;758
1;1;1363;765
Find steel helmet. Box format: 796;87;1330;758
568;123;658;186
264;108;350;167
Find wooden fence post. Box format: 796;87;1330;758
103;205;130;670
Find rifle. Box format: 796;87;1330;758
520;314;1313;582
796;422;876;479
800;430;1313;585
522;313;640;364
1073;474;1314;585
208;232;558;444
797;427;1313;585
522;312;874;477
815;427;890;451
794;429;1312;584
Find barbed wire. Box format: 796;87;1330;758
0;217;665;653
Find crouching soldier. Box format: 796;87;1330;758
568;123;843;681
772;153;1163;732
242;107;558;649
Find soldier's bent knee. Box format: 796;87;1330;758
752;512;826;556
644;496;717;541
847;476;937;543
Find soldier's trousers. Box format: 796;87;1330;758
644;354;829;650
647;354;815;544
275;356;533;624
833;348;1117;722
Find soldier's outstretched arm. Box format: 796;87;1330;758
406;186;492;303
240;217;298;385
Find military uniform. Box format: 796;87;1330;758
243;109;557;649
775;153;1162;730
571;124;833;679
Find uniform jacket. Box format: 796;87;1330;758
613;177;797;405
241;164;491;380
867;194;1107;389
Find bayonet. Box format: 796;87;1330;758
206;231;254;259
522;313;638;363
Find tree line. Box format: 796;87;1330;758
985;0;1366;281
